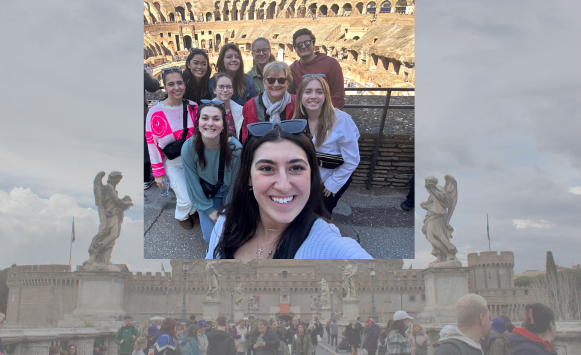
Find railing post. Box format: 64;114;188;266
366;90;392;190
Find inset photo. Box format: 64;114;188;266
143;3;415;259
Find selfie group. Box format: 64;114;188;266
144;28;372;260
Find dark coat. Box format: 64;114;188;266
252;329;281;355
207;329;236;355
363;323;380;350
345;327;361;348
509;328;557;355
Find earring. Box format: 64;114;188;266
300;104;306;116
249;186;253;191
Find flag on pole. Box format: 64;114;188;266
71;217;76;242
161;263;166;273
487;214;490;241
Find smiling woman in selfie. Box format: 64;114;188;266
209;43;256;106
181;101;242;244
205;120;372;259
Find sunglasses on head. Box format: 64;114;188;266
295;40;312;49
265;77;287;85
200;99;225;105
302;74;326;78
162;66;181;72
246;119;307;137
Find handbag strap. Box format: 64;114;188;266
217;149;225;188
181;99;189;141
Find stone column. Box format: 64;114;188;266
342;299;359;322
203;299;221;320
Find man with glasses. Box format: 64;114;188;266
289;28;345;110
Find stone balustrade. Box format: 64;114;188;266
0;328;118;355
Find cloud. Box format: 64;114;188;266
0;188;159;272
569;187;581;195
512;219;553;229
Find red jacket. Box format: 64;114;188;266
241;94;296;141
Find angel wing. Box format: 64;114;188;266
443;175;458;226
93;171;107;233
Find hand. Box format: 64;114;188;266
132;335;136;339
259;341;266;346
145;67;153;76
323;187;335;198
120;340;124;344
155;175;168;190
254;344;259;349
209;210;219;223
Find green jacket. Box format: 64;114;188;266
115;325;139;354
291;333;313;355
247;320;259;337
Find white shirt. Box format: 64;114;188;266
313;109;360;194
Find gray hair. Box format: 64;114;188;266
262;61;292;83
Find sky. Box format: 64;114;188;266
0;0;579;274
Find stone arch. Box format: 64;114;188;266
297;4;306;17
353;36;360;41
308;3;317;15
267;1;276;18
395;0;406;13
380;0;391;12
153;2;167;22
319;4;328;15
343;2;352;12
175;6;186;20
183;35;192;49
206;12;213;21
355;2;364;13
330;3;340;14
366;1;376;13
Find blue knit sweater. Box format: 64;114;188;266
206;215;373;259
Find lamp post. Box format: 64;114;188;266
330;288;335;320
369;260;378;322
396;276;403;310
181;259;190;322
230;288;235;324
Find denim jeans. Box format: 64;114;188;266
199;185;228;243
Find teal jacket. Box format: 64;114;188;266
115;324;139;354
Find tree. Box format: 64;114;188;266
546;251;558;281
530;268;581;321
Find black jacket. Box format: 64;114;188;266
252;329;280;355
207;329;236;355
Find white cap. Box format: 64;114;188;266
393;310;413;321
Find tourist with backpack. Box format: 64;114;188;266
115;315;140;355
487;318;510;355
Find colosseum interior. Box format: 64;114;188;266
143;0;414;91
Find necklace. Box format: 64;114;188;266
256;222;279;259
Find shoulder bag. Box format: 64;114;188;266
163;100;191;160
199;151;225;198
315;152;344;169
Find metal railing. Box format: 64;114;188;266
344;87;415;190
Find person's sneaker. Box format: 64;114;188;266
144;179;155;190
179;218;193;230
400;200;414;211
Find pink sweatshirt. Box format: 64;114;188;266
145;100;198;177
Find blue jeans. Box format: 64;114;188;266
199;186;228;243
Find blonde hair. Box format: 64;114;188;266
293;76;337;148
133;337;147;351
262;61;292;83
456;294;489;328
411;322;426;335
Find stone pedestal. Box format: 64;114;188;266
342;299;359;322
234;309;245;321
320;307;331;322
58;270;127;327
415;267;469;324
203;300;221;320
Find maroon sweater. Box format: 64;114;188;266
290;53;345;110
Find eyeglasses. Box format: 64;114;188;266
302;74;326;78
295;40;312;49
200;99;225;105
265;77;287;85
253;48;270;54
217;85;233;91
247;119;307;137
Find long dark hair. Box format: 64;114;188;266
214;127;329;259
193;103;234;171
183;49;212;104
217;43;246;98
387;319;407;337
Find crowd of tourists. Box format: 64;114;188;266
144;27;383;260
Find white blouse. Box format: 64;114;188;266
312;109;360;194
